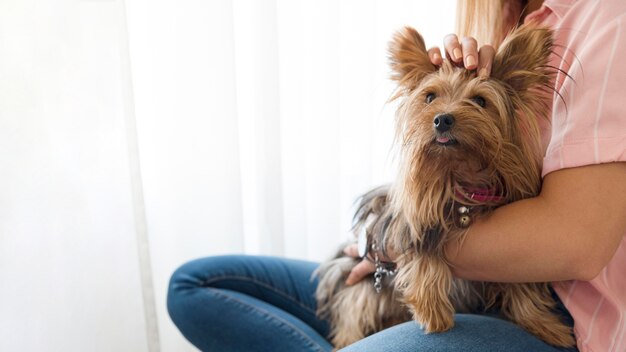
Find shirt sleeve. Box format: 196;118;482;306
542;16;626;177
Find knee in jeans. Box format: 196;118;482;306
167;256;242;323
167;262;205;323
169;261;203;293
167;257;227;303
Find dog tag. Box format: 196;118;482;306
459;214;472;227
357;228;369;258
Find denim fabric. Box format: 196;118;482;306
167;255;578;352
167;255;332;352
339;314;578;352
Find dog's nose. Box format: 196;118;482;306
433;114;455;132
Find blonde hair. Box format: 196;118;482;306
455;0;506;48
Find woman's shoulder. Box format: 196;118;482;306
542;0;626;177
552;0;626;32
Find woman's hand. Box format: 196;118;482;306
343;243;376;285
343;242;399;285
427;34;496;77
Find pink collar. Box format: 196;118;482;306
455;187;504;203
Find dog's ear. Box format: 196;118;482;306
491;26;554;93
388;27;436;93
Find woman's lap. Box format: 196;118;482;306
167;255;577;352
340;314;576;352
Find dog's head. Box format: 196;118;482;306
388;26;555;240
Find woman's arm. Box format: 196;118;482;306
446;162;626;283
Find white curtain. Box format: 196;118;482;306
0;0;456;351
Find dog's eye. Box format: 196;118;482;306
471;96;486;108
425;93;436;104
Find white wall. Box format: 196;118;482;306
0;0;456;351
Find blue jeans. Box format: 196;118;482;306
167;255;578;352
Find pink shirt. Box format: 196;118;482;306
527;1;626;351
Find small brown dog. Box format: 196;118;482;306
315;25;575;350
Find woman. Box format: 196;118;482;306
167;1;626;351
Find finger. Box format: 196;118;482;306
443;34;463;63
343;243;359;258
428;47;443;66
477;44;496;77
461;37;479;70
345;260;375;286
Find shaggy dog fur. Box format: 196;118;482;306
315;25;575;350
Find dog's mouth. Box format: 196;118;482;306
434;135;458;146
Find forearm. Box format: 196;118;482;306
446;163;626;283
447;196;587;282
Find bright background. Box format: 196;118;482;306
0;0;456;351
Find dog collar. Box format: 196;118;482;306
455;187;504;203
454;187;504;228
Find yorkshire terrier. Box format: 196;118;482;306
315;25;575;350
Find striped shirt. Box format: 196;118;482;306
527;1;626;351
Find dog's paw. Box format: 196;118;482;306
527;317;576;347
413;305;455;333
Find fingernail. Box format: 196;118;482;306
345;276;353;285
453;48;462;61
433;53;441;63
466;55;476;68
479;68;488;77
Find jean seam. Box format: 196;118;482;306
202;275;317;316
208;288;328;352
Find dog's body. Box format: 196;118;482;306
315;186;412;348
315;25;575;350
